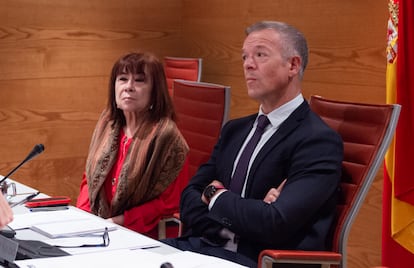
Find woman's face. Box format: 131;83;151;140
115;71;152;113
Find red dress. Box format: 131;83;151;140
76;129;189;239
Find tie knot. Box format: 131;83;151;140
257;115;270;130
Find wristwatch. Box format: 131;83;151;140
203;185;225;203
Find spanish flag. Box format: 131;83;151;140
382;0;414;266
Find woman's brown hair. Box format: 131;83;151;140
106;52;176;126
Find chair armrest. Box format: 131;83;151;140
259;250;341;268
158;213;182;239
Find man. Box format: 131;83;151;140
163;21;343;267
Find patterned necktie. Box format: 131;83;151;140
229;115;270;194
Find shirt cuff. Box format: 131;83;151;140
208;190;227;210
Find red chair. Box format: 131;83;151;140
157;80;231;239
259;95;401;268
163;57;202;96
172;80;231;179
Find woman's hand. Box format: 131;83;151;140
263;179;287;204
107;214;124;226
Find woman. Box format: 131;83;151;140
76;52;189;238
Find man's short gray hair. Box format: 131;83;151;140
246;21;308;80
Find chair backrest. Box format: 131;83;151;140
309;95;400;267
164;57;203;96
173;79;231;179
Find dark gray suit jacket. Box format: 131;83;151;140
179;100;343;261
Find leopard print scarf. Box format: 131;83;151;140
85;110;188;218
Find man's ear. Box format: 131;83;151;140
288;56;301;77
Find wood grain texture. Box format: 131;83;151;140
0;0;183;209
0;1;388;267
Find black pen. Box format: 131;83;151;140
10;191;40;208
140;245;161;250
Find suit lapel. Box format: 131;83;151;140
221;115;257;187
245;100;310;193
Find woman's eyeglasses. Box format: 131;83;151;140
52;227;110;248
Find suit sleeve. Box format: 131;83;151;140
209;127;343;246
181;112;343;248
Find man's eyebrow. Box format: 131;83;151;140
242;44;269;51
254;45;269;49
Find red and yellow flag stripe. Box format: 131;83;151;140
383;0;414;266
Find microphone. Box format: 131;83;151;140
0;144;45;184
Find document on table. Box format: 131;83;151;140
10;207;118;238
164;250;248;267
45;228;162;255
15;249;248;268
9;208;91;230
9;206;162;254
14;249;165;268
30;217;118;238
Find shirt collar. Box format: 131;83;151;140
258;94;304;129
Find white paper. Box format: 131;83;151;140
44;228;162;255
9;208;91;230
14;249;166;268
14;249;248;268
30;218;118;238
164;251;248;268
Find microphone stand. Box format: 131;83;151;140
0;144;45;185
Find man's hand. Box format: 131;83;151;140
263;179;287;204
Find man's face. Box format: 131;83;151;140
242;29;292;103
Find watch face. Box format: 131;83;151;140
203;185;216;200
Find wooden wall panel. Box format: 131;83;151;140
0;0;183;198
180;0;388;118
0;0;389;267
